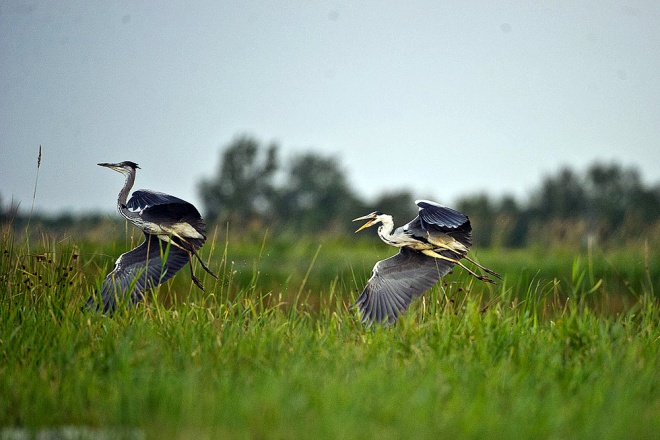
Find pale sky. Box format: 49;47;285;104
2;1;659;214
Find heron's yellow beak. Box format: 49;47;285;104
353;215;376;233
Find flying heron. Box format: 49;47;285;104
86;161;217;312
352;199;501;324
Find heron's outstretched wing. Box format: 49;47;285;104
416;199;469;230
86;233;190;313
354;247;455;325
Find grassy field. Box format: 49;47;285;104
1;223;659;439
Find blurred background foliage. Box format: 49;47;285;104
3;135;660;248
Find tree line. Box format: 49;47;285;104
199;136;660;247
3;136;659;247
456;163;660;247
198;135;419;235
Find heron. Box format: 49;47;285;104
352;199;501;324
86;161;217;313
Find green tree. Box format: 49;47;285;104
198;136;278;226
530;167;586;220
274;153;361;233
585;163;640;226
495;195;529;248
455;193;496;247
629;184;660;222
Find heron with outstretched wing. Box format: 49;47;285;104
353;199;500;324
86;161;217;312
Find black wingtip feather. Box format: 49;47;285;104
416;200;469;231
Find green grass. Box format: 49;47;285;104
1;224;659;439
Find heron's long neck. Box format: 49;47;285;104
117;171;137;220
377;216;397;245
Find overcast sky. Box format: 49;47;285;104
2;1;659;215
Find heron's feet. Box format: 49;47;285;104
191;274;205;290
482;267;502;279
463;256;502;281
478;275;496;284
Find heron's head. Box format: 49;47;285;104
353;211;388;233
98;161;140;176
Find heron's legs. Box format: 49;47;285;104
174;247;213;291
189;264;205;290
164;235;218;279
424;234;501;281
186;248;218;291
183;246;217;291
187;246;218;278
421;249;496;284
159;235;218;290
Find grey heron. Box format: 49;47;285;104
86;161;217;312
352;199;500;324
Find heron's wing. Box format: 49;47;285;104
410;200;473;250
128;189;207;248
415;200;468;230
126;189;191;211
86;233;190;313
354;247;455;325
141;203;205;231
